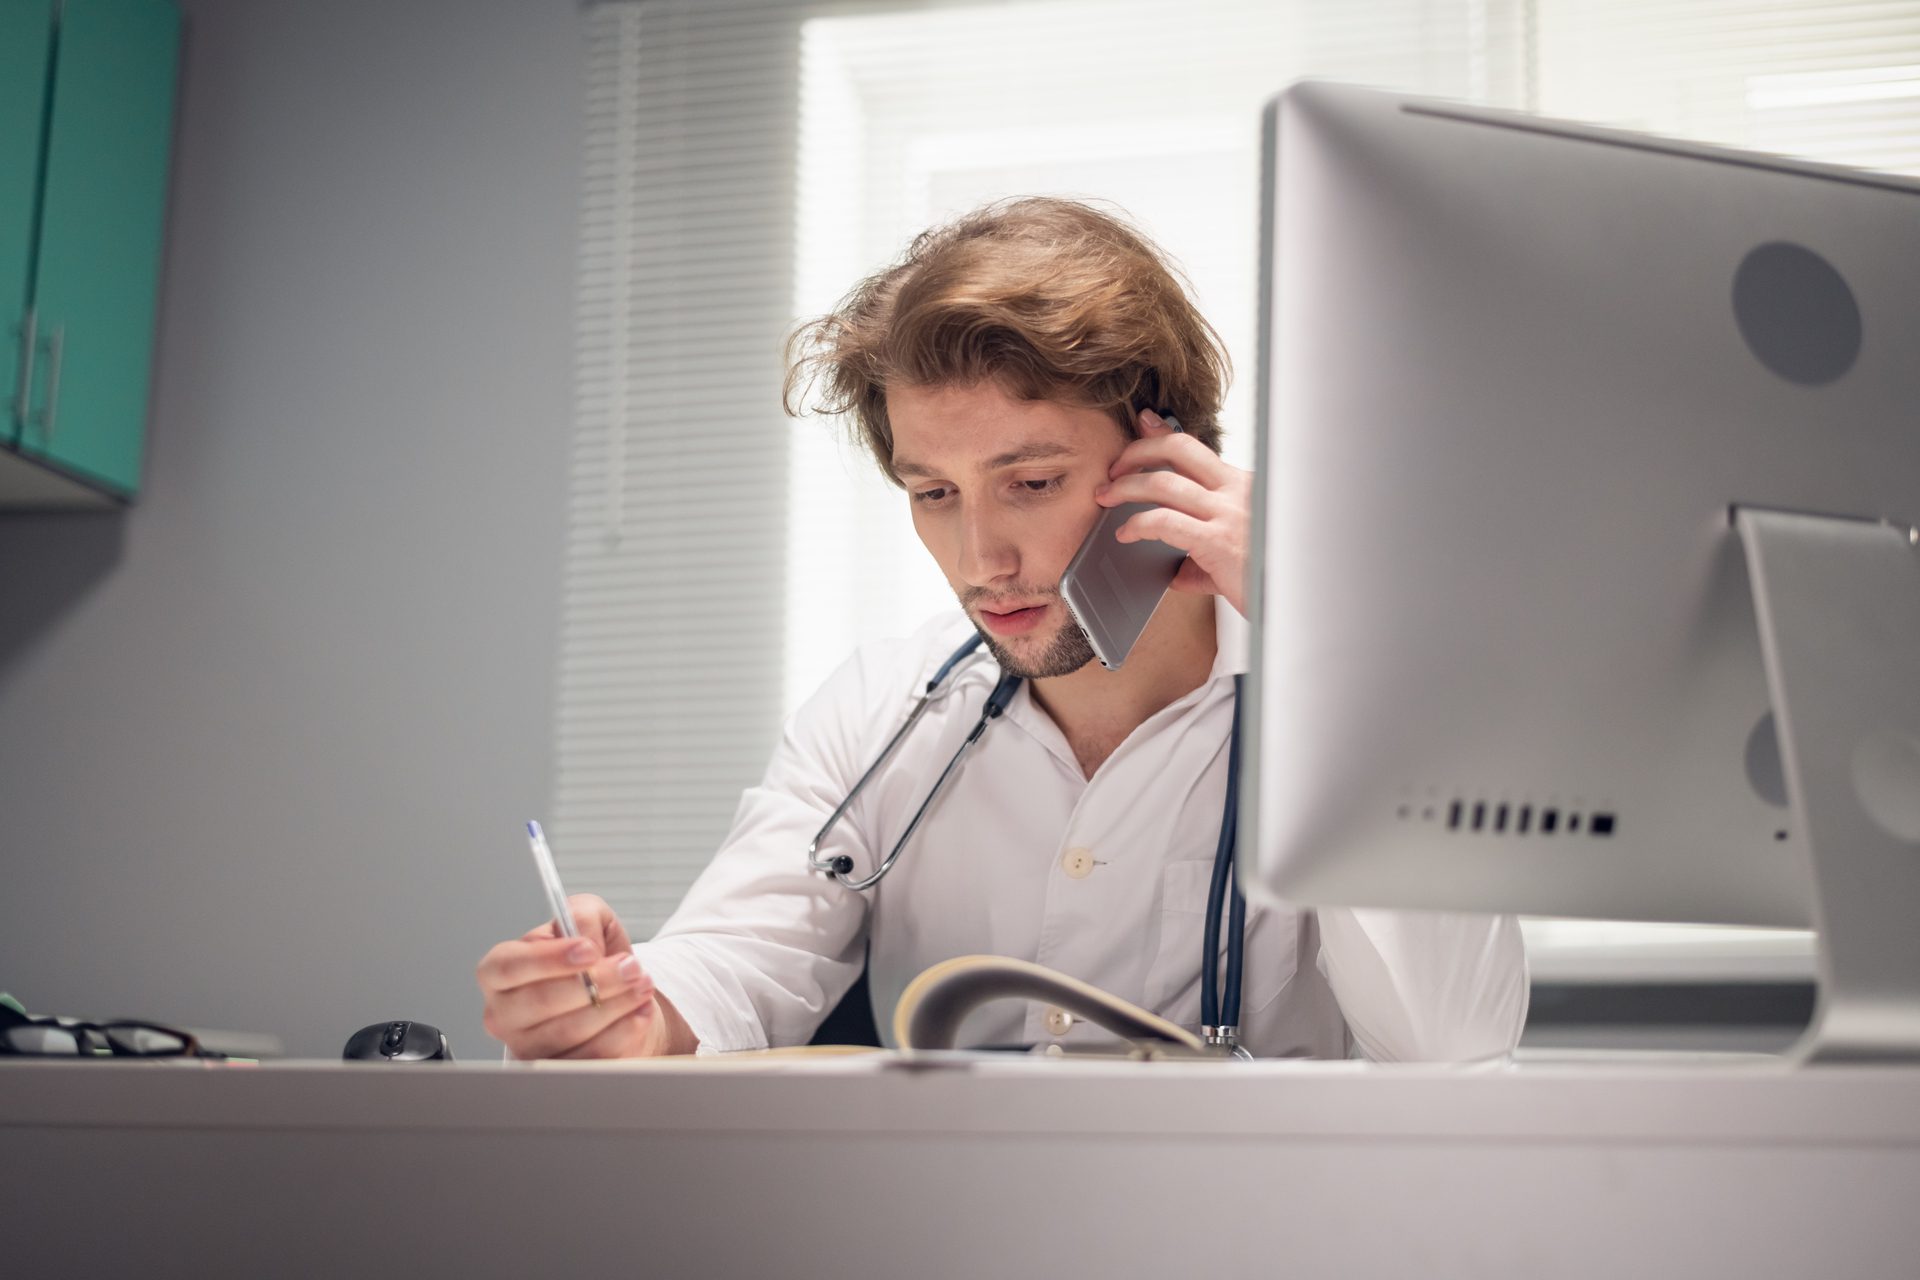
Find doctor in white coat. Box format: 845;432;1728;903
478;197;1528;1061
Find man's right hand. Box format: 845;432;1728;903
477;893;693;1059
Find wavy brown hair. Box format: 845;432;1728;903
783;197;1231;486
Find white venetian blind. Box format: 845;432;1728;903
555;0;805;931
1537;0;1920;176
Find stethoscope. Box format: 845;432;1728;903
805;633;1252;1053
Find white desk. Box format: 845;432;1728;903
6;1055;1918;1277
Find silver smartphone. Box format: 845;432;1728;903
1058;415;1188;670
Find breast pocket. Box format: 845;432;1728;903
1142;859;1301;1026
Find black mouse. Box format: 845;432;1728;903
343;1020;454;1063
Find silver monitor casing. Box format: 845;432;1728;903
1245;81;1920;939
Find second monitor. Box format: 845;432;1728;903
1244;81;1920;1062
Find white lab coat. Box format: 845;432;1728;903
633;602;1529;1060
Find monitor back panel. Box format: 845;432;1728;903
1247;81;1920;927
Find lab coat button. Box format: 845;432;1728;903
1061;847;1096;879
1045;1006;1075;1036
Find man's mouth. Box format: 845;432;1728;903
978;601;1051;637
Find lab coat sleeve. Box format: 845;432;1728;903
1312;907;1529;1063
626;640;912;1054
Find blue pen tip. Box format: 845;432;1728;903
527;821;540;838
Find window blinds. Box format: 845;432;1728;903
1538;1;1920;175
557;0;804;930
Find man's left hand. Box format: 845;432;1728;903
1095;409;1254;618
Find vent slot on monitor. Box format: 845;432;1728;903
1403;793;1617;838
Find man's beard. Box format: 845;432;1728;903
962;589;1097;679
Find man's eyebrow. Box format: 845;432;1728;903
989;442;1077;468
893;442;1077;478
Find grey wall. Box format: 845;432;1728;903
0;0;582;1059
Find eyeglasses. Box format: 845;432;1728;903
0;1004;210;1059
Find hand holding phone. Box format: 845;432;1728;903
1059;413;1189;669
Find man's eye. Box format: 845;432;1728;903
912;487;952;505
1017;477;1064;497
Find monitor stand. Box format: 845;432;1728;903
1738;507;1920;1064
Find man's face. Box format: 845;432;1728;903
886;381;1131;679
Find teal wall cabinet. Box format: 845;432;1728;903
1;0;179;507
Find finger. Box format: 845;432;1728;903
480;934;601;994
492;949;649;1034
518;912;601;948
542;892;636;959
556;997;663;1060
587;949;649;999
513;975;659;1060
1136;407;1179;438
569;893;635;955
1115;506;1212;555
487;974;589;1041
1109;432;1235;488
1169;558;1219;595
1095;468;1221;518
560;892;610;934
1123;511;1248;615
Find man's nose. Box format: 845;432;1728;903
956;501;1018;587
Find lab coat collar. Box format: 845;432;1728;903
1211;593;1250;681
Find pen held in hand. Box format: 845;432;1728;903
526;820;602;1009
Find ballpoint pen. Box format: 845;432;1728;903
526;821;601;1008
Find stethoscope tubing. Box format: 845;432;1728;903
805;633;1020;890
1202;676;1247;1034
830;674;1018;892
804;691;941;881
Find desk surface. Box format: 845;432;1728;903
8;1056;1920;1277
8;1051;1919;1140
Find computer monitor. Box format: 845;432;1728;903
1243;81;1920;1063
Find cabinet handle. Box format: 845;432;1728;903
10;306;34;431
34;324;64;444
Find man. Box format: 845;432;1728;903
478;198;1528;1060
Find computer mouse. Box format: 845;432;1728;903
343;1020;454;1063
